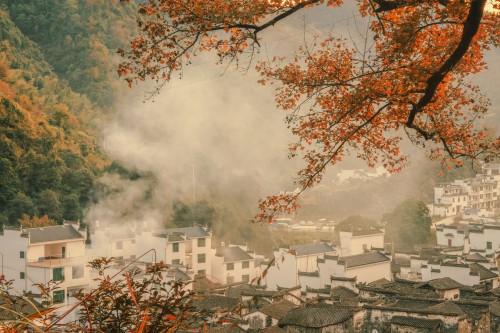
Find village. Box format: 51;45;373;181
1;163;500;332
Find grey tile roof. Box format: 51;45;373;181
339;251;390;268
0;296;43;320
291;243;335;256
368;278;392;288
330;276;356;282
27;225;84;243
259;326;286;333
330;286;358;300
192;275;223;292
390;316;442;329
279;306;353;328
167;233;185;242
393;298;440;311
416;277;463;291
456;301;490;319
426;301;465;315
490;300;500;317
155;226;210;238
193;295;239;312
298;271;319;277
215;246;253;262
469;263;498;281
166;268;191;281
207;326;246;333
258;300;296;319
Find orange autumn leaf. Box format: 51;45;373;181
119;0;500;223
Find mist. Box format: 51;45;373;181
85;3;500;232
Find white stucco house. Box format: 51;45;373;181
89;224;137;261
211;244;259;284
339;228;385;256
0;223;90;304
136;226;213;276
296;251;392;291
262;242;336;290
436;223;500;254
433;163;500;217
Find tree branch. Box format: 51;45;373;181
406;0;486;130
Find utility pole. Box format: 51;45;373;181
192;164;196;202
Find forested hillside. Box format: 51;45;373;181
0;1;138;226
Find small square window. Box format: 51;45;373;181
198;238;206;247
242;261;250;269
242;274;250;283
172;259;180;265
53;267;64;282
487;242;492;250
227;263;234;271
20;272;25;280
53;290;65;304
198;253;206;264
198;269;206;275
20;251;25;259
172;243;179;253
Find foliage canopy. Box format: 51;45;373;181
118;0;500;222
383;199;432;249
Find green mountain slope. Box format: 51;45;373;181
0;7;113;225
3;0;138;109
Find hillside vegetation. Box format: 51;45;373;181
0;2;138;226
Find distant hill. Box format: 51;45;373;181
0;2;139;226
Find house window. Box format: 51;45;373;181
197;238;206;247
227;263;234;271
20;272;25;280
198;269;206;275
172;259;180;265
116;241;123;250
227;276;234;284
198;253;206;264
53;290;65;304
72;265;84;279
242;274;250;283
20;251;25;259
53;267;64;282
242;261;250;269
172;243;179;252
487;242;492;250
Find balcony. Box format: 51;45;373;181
27;255;86;268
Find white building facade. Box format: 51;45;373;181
211;244;259;284
0;223;90;304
